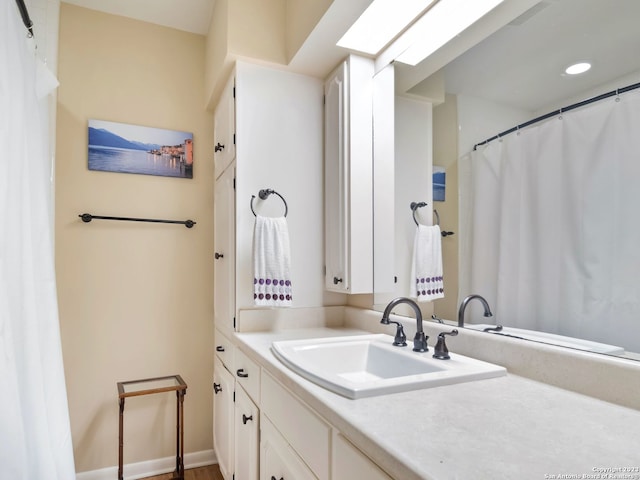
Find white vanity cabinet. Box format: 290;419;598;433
213;335;260;480
213;355;235;480
215;337;397;480
235;384;259;480
324;55;374;294
259;369;394;480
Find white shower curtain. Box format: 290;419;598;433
1;1;76;478
460;89;640;353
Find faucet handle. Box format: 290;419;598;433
433;329;459;360
413;331;429;352
383;320;407;347
392;322;407;347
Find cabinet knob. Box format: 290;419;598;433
236;369;249;378
242;414;253;425
213;382;222;394
271;477;284;480
216;346;225;352
333;276;343;285
215;252;224;259
215;142;225;152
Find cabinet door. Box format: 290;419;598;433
332;432;392;480
324;55;374;294
213;357;235;480
324;61;348;292
260;416;317;480
235;386;259;480
214;75;236;179
214;163;236;333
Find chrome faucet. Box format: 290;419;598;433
458;294;493;327
381;297;428;352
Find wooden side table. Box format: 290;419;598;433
117;375;187;480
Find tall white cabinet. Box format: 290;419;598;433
324;55;375;294
212;61;325;480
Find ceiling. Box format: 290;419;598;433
61;0;215;35
437;0;640;112
59;0;640;114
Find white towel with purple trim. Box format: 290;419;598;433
410;224;444;302
253;215;292;307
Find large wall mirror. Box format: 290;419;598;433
373;0;640;361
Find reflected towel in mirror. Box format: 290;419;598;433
411;224;444;302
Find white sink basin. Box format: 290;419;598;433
271;334;506;399
466;325;625;355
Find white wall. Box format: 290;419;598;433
374;96;432;315
234;61;345;314
456;94;532;157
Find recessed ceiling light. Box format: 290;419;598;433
565;62;591;75
337;0;437;55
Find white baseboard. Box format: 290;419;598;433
76;449;217;480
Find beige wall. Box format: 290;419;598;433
284;0;333;62
205;0;287;109
433;93;459;321
205;0;333;109
56;4;214;473
205;0;230;109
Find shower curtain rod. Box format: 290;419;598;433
15;0;34;37
473;81;640;151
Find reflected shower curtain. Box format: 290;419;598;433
1;2;75;479
460;89;640;352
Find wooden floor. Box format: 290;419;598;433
141;464;223;480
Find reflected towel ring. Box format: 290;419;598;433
251;188;288;217
410;201;428;226
434;209;455;237
412;203;455;237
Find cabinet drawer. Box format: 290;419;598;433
234;348;260;404
261;372;330;480
260;416;317;480
215;329;234;372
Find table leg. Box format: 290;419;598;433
173;389;185;480
180;390;185;479
118;397;125;480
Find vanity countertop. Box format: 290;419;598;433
234;327;640;480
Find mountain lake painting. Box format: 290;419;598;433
88;119;194;179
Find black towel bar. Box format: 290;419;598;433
79;213;196;228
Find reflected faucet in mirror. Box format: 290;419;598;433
458;294;493;328
381;297;428;352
